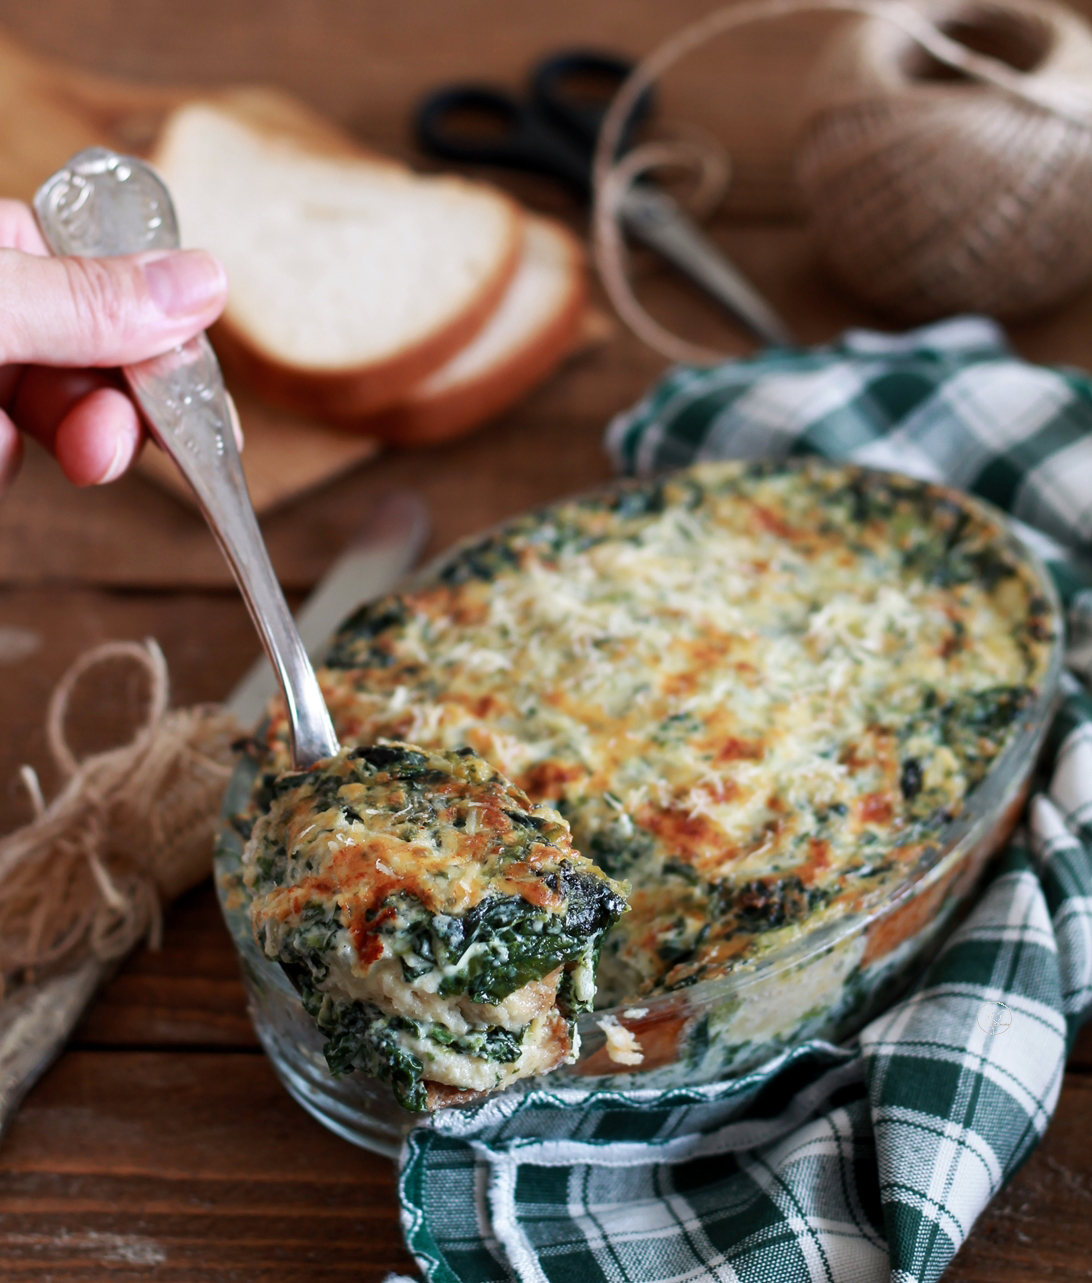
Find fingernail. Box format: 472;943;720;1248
96;422;130;484
143;250;226;318
0;416;22;489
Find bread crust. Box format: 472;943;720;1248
208;216;522;417
152;99;525;418
360;218;586;447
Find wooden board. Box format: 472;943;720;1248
0;293;624;589
0;39;391;512
0;34;619;513
134;314;611;516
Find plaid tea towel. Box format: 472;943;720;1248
398;317;1092;1283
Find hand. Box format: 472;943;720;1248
0;198;227;490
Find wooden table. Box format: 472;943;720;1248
1;2;1092;1278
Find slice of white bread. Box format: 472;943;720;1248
363;215;586;447
152;101;522;417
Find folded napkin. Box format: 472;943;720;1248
399;317;1092;1283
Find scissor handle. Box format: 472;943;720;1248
530;49;653;152
414;85;592;196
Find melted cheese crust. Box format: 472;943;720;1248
246;746;584;932
241;745;624;1105
257;462;1053;1004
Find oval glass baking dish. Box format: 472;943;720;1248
214;462;1064;1157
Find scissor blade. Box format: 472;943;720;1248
620;186;795;350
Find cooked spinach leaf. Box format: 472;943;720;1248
425;866;624;1007
713;876;828;932
289;982;527;1112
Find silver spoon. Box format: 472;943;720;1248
33;148;340;770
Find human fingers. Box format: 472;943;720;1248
0;247;227;367
52;386;144;486
0;410;23;489
12;366;146;485
0;199;49;255
10;365;128;453
13;364;241;486
0;362;22;407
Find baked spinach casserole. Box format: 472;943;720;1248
241;460;1054;1108
242;744;625;1111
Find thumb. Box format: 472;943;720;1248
0;247;227;368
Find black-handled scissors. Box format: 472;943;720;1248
416;51;650;201
414;50;795;349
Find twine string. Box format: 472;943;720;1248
0;640;239;995
591;0;1092;363
17;765;45;819
45;638;170;782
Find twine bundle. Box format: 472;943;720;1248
799;0;1092;321
0;640;238;994
592;0;1092;363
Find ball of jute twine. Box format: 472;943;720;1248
591;0;1092;364
0;640;238;995
799;0;1092;321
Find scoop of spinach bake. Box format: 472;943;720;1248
249;460;1055;1068
241;743;626;1111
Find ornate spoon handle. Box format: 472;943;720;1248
33;148;339;768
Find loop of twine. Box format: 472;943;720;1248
591;0;1092;364
641;120;735;221
45;638;170;782
599;141;739;366
0;640;239;995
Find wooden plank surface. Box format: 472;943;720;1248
0;0;842;219
0;587;264;829
0;1051;417;1280
71;885;257;1052
4;1051;1092;1283
1;1;1091;1280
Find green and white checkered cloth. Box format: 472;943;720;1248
397;317;1092;1283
